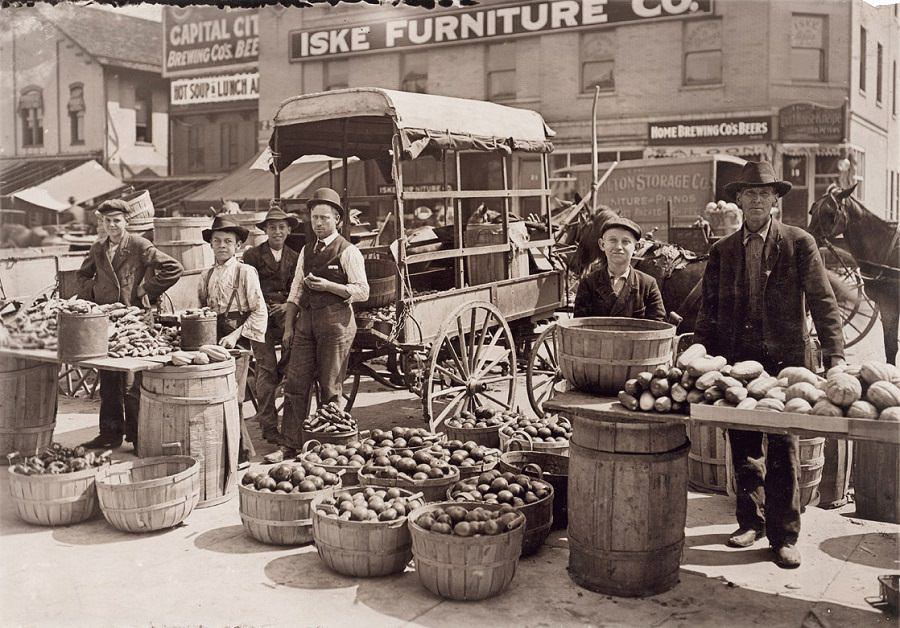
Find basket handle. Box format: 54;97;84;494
505;430;534;452
522;463;545;480
405;491;425;502
162;441;183;455
302;439;322;454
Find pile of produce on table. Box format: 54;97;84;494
181;307;217;319
241;461;341;493
168;345;230;366
365;427;442;449
414;503;525;536
498;413;572;443
316;487;425;522
107;306;175;358
304;402;357;434
448;469;552;507
8;443;112;475
618;343;900;421
445;407;518;429
360;446;456;481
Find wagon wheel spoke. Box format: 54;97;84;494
441;334;469;379
526;323;568;417
475;390;513;410
477;373;516;386
433;364;467;386
471;313;493;369
433;390;469;427
472;348;514;380
429;384;468;399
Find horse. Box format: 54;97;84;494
809;184;900;364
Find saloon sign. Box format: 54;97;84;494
163;6;259;77
290;0;714;59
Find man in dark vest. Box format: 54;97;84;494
242;206;300;445
278;188;369;457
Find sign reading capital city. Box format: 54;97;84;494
289;0;714;59
163;6;259;77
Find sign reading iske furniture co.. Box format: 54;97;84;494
163;6;259;77
289;0;714;59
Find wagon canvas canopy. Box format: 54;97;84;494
269;87;555;171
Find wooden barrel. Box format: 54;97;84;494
568;415;688;597
57;311;109;362
816;438;853;509
358;258;398;310
408;502;525;601
853;440;899;524
137;359;239;508
499;451;569;530
358;466;460;503
0;357;57;461
95;456;201;533
312;487;422;577
444;424;501;449
156;241;214;272
153;217;210;243
232;211;267;249
799;437;825;511
7;465;100;526
556;317;675;395
688;424;729;494
126;216;154;238
239;482;337;546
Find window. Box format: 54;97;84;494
581;32;615;92
401;53;428;93
187;125;204;172
135;87;152;143
18;87;43;147
68;83;85;145
487;42;516;101
876;43;884;103
791;14;826;82
684;19;722;86
220;122;240;170
859;26;867;92
324;60;348;91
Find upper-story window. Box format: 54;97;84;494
135;87;152;143
324;60;348;91
68;83;85;145
401;52;428;93
859;26;867;91
791;14;827;82
581;32;615;92
683;19;722;86
876;42;884;104
19;86;44;147
487;42;516;101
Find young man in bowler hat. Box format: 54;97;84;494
694;161;845;568
77;199;184;450
241;206;300;445
275;188;369;459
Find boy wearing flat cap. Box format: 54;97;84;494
573;216;666;321
241;206;300;445
77;199;184;450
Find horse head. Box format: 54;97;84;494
808;183;857;241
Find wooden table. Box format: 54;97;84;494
0;347;169;373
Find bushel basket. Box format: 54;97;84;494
7;465;101;526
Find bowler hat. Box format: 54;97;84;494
599;216;643;241
306;187;344;218
256;206;300;231
724;161;792;199
97;199;130;216
202;215;249;243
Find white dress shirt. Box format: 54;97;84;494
287;232;370;306
198;256;268;343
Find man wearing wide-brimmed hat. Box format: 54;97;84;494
77;199;184;450
694;161;845;569
241;205;301;445
274;188;369;459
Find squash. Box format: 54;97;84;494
785;382;825;404
811;398;844;417
778;366;819;386
866;381;900;410
746;375;780;399
724;386;748;405
879;407;900;422
676;343;707;369
776;377;789;387
825;372;863;407
618;391;639;411
846;400;879;419
826;364;848;379
756;398;785;412
704;387;725;403
686;389;706;404
653;396;673;413
715;376;744;392
670;382;689;403
765;387;787;402
736;397;759;410
731;360;765;382
859;361;900;386
695;371;722;391
688;355;728;378
639;391;656;412
713;398;734;407
783;398;812;414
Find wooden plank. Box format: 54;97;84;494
0;348;166;373
544;391;689;426
405;244;510;264
401;189;550;200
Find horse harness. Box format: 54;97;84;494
823;190;900;282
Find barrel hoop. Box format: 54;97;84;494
101;493;197;513
569;439;691;462
414;554;514;570
568;535;684;562
317;540;410;557
140;388;234;406
0;423;56;435
11;493;93;504
559;354;669;367
240;513;312;527
688;453;725;465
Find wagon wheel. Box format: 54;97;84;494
820;261;880;349
526;323;569;417
423;301;517;431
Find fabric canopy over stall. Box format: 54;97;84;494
269;88;555;171
11;160;123;211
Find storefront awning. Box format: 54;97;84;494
11;160;123;211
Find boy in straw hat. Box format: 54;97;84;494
241;204;300;445
77;199;184;450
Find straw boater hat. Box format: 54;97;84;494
724;161;792;201
306;187;344;218
202;215;249;243
96;199;130;217
599;216;643;241
256;206;300;231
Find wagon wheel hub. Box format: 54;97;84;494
467;379;487;394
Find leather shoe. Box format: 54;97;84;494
262;446;297;465
81;434;123;449
773;544;801;568
727;528;765;548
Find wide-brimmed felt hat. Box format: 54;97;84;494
256;207;300;231
97;199;130;216
724;161;792;200
599;216;642;241
202;216;249;243
306;187;344;218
